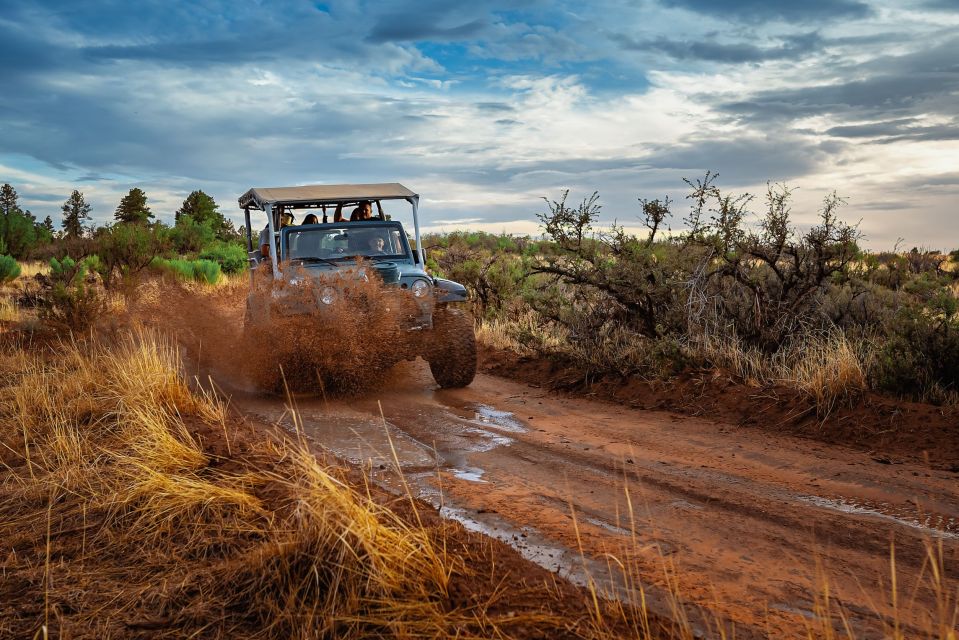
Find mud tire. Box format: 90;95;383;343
428;307;477;388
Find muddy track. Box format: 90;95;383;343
225;360;959;639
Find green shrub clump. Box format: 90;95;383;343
199;241;248;274
153;257;222;284
0;255;21;283
40;256;103;330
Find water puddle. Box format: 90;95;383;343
800;495;959;539
473;404;527;433
585;516;633;537
451;466;488;483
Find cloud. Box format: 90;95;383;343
657;0;872;23
719;36;959;132
368;18;488;43
613;32;822;63
825;118;959;143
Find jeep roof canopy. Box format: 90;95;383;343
239;182;425;276
238;183;418;210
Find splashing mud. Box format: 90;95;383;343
133;264;419;395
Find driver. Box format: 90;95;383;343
366;235;386;254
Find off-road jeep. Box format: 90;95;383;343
238;183;476;388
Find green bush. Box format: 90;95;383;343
199;241;247;274
0;255;20;283
95;222;171;288
40;256;103;330
193;259;221;284
873;291;959;403
152;257;221;284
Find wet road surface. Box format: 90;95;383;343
228;361;959;638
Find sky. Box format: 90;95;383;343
1;0;957;249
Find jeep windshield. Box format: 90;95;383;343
285;224;411;262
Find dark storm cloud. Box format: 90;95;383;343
719;37;959;134
657;0;872;23
368;18;488;43
643;137;832;186
826;118;959;143
613;32;821;63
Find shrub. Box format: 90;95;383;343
0;255;20;283
193;259;221;284
199;240;248;274
684;176;860;352
95;222;170;288
169;214;215;253
152;257;221;284
873;291;959;403
39;256;104;330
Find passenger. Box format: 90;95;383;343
366;235;386;254
350;200;373;221
302;213;319;225
258;210;294;259
333;203;346;222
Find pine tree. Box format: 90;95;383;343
114;187;153;224
0;183;20;248
62;190;92;238
42;216;55;235
175;190;235;241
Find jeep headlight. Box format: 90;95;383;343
320;286;336;305
411;279;430;298
288;276;306;287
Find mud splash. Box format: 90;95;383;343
133;268;414;395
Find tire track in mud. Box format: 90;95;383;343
227;361;959;639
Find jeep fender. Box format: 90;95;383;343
433;277;469;303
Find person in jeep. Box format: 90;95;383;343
258;210;293;259
351;200;373;221
366;234;386;254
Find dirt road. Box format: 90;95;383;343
229;361;959;638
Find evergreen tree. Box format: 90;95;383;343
114;187;153;224
62;190;92;237
174;190;234;240
0;183;39;258
42;216;55;235
0;183;21;251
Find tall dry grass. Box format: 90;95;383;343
0;295;18;323
692;329;869;418
0;329;519;638
478;315;870;416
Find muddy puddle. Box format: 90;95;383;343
799;495;959;539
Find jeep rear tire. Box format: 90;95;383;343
428;308;477;388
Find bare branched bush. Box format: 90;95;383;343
684;174;861;352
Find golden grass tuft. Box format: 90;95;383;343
0;329;493;638
0;294;18;323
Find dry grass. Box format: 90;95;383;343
0;329;541;639
476;311;565;354
480;313;869;415
0;295;18;323
692;330;869;417
16;260;49;279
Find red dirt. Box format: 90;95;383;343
478;345;959;472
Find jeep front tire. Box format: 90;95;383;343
427;308;477;388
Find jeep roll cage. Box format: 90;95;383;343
238;183;424;278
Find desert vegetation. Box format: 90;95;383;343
428;174;959;413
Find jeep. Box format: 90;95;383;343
238;183;476;388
